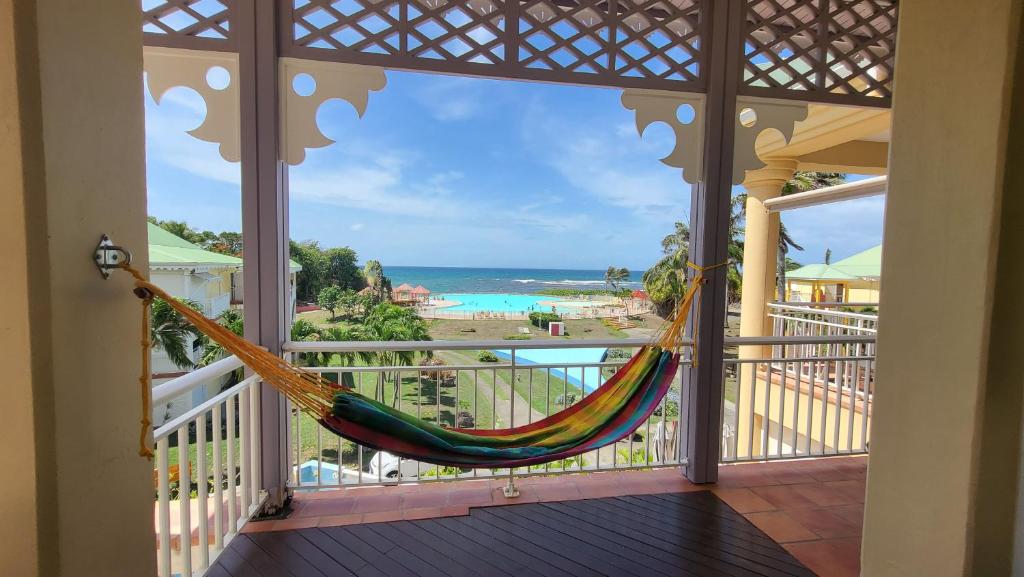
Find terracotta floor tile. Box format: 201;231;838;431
823;480;867;504
316;513;364;528
791;482;859;507
351;493;403;514
361;510;403;524
711;488;777;513
446;488;495;506
751;484;820;510
400;491;450;509
784;537;861;577
402;507;446;520
784;507;862;539
295;497;357;517
269;517;319;531
239;520;276;534
743;511;818;543
440;505;470;517
830;503;865;525
532;483;583;501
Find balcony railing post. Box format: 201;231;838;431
238;0;289;513
678;0;743;484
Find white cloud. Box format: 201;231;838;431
414;76;487;121
517;98;689;222
350;222;365;231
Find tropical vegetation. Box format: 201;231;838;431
150;296;205;370
642;172;846;316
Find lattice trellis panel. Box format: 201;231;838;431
142;0;235;50
743;0;897;106
287;0;706;90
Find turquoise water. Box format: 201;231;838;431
436;292;604;314
494;347;608;393
385;266;643;294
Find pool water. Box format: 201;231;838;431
436;293;602;314
494;347;608;393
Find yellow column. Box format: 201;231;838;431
735;158;797;458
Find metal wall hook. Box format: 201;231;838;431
94;234;132;279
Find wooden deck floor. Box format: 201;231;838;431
209;491;815;577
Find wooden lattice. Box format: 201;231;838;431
288;0;705;90
142;0;234;48
743;0;897;105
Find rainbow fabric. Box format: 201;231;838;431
320;345;680;468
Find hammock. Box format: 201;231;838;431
125;263;710;466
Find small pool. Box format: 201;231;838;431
435;293;604;314
494;347;608;393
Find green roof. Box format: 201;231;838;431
148;223;302;271
831;245;882;278
148;223;243;268
788;245;882;281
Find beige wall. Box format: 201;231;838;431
1;1;155;576
861;0;1024;575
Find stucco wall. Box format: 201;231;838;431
1;1;156;575
861;0;1023;575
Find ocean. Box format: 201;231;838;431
382;266;644;294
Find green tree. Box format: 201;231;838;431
642;222;689;317
361;303;432;406
290;239;329;302
325;247;366;290
337;289;361;320
604;266;631;291
317;285;344;319
207;231;242;256
824;248;833;264
150;297;205;370
363;260;390;303
199;309;245;390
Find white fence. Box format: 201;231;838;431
769;302;878;358
152;356;264;577
722;335;876;463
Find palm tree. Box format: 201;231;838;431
642;222;690;317
732;171;846;302
604;266;630;291
198;308;244;390
361;303;432;406
363;260;388;303
150;297;205;370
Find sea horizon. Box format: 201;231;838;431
381;265;645;295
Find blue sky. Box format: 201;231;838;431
145;70;885;271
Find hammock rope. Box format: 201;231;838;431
125;260;721;464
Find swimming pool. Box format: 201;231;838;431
435;293;604;314
493;347;608;393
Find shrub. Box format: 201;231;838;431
503;334;532;340
555;393;577;406
528;312;561;329
478;351;499;363
456;411;475;428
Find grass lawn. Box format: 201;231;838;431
427;317;627;341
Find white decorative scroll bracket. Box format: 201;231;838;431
280;58;387;166
621;89;705;185
143;46;241;163
732;96;809;185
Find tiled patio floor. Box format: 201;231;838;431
243;456;867;577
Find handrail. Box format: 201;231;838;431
768;313;878;333
772;301;880;309
283;337;674;352
728;335;875;345
153;374;260;439
152;355;243;405
769;302;879;321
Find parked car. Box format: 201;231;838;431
368;451;421;479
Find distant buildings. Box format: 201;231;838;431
147;222;302;423
785;245;882;303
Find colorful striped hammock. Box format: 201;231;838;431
124;263;703;466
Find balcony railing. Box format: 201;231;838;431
151;356;264;577
150;332;875;574
723;335;876;463
282;338;687;488
769;302;878;358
